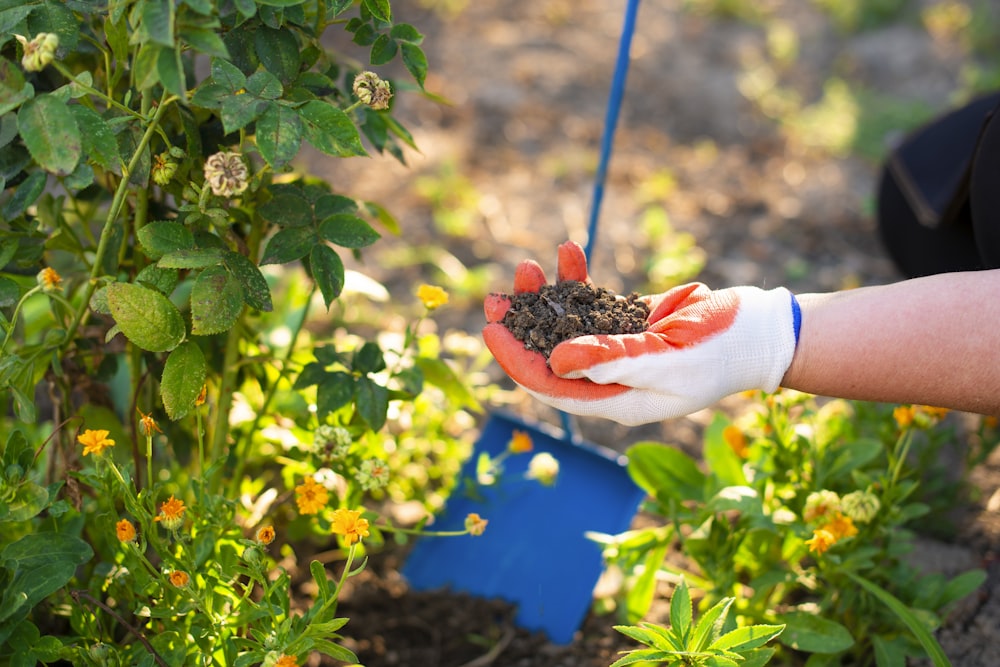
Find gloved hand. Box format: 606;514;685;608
483;241;801;425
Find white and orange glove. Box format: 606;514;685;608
483;242;802;425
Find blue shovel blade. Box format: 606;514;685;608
401;412;646;644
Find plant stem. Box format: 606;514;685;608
208;319;242;492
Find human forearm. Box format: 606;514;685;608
781;270;1000;415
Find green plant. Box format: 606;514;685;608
612;578;785;667
593;393;991;666
0;1;489;664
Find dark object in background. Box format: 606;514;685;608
877;91;1000;277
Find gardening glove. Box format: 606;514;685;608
483;241;801;425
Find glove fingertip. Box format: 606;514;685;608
557;240;590;283
513;260;547;294
484;293;512;323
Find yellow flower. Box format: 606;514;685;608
722;424;749;458
256;526;275;545
37;267;62;291
195;384;208;406
893;405;915;428
805;528;836;555
275;655;298;667
169;570;189;587
507;430;533;454
116;519;136;543
464;513;488;536
331;508;370;545
918;405;950;421
154;495;187;530
78;429;115;457
820;513;858;540
331;508;368;544
137;409;162;437
416;284;449;310
295;477;329;515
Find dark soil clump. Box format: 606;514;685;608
501;280;650;360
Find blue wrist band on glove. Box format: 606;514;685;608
790;293;802;345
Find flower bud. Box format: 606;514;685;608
526;452;559;486
353;71;392;110
840;489;881;524
16;33;58;72
37;267;62;292
152;152;178;186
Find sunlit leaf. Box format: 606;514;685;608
161;341;207;420
106;282;186;352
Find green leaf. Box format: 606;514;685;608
298;100;367;157
690;597;734;651
135;264;179;296
776;611;854;654
710;624;785;652
261;226;316;265
17;94;81;175
211;57;247;93
160;341;207;420
0;58;32;116
137;0;174;46
246;70;284;100
627;442;706;504
670;578;693;644
0;483;48;523
390;23;424;43
400;42;427;88
362;0;391;22
609;647;676;667
158;247;225;269
310;560;330;603
156;44;186;98
180;26;229;58
2;170;45;220
27;0;80;52
846;572;949;667
353;341;385;374
356;377;388;430
413;356;481;411
137;220;195;259
190;265;244;335
318;214;381;248
940;569;987;608
106;282;186;352
316;372;354;418
255;103;303;168
133;42;163;90
370;34;397;65
0;277;19;308
221;94;266;134
70;106;120;172
704;413;748;486
310;244;344;309
258;190;313;227
255;26;301;83
224;251;273;312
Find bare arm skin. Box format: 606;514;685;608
781;269;1000;415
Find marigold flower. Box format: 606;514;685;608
358;458;390;491
138;409;162;437
464;512;488;536
37;267;62;292
256;525;276;545
893;405;915;428
203;151;249;198
526;452;559;486
78;429;115;457
169;570;189;587
416;284;448;310
722;424;749;458
16;33;58;72
154;495;187;530
295;476;329;515
803;490;840;523
805;528;836;555
116;519;137;543
820;512;858;540
508;430;533;454
841;490;881;524
918;405;950;421
353;71;392;110
275;655;298;667
331;508;370;545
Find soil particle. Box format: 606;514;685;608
500;281;650;360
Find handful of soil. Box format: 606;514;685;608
500;280;650;361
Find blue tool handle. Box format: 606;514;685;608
562;0;641;442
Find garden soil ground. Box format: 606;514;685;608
300;1;1000;664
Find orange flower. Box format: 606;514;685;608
116;519;136;542
820;513;858;540
169;570;189;587
805;528;836;555
275;656;298;667
38;266;62;291
256;526;275;545
722;425;749;458
331;508;370;545
918;405;950;420
137;409;162;437
893;405;915;428
464;513;488;536
154;495;187;530
507;430;533;454
194;384;207;406
78;429;115;456
295;477;329;515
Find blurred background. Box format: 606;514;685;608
303;0;1000;451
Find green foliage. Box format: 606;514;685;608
595;396;995;666
0;0;486;664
